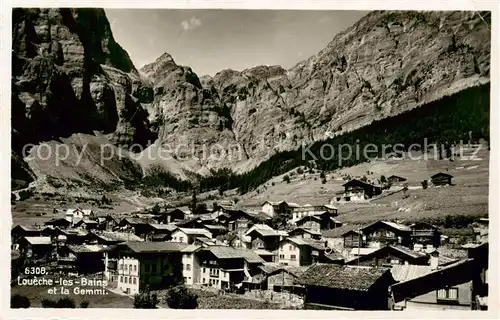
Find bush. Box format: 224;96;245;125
11;294;30;308
165;285;198;309
271;182;275;186
41;299;58;308
421;180;428;189
80;300;89;308
320;171;326;179
380;175;387;183
134;288;159;309
283;175;290;184
296;167;304;175
56;297;76;308
321;178;327;184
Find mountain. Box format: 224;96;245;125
11;9;491;193
142;11;490;175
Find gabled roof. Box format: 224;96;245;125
12;225;43;232
346;245;428;264
323;204;338;210
181;244;202;253
203;246;264;263
431;172;453;178
67;244;107;253
342;179;379;188
390;265;432;282
203;224;228;231
290;227;322;236
283;237;327;251
75;219;98;226
245;224;278;237
176;228;212;238
23;236;52;245
387;175;407;182
298;264;392;291
361;221;411;232
148;223;177;231
121;241;188;253
89;230;143;242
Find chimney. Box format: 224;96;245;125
429;250;439;270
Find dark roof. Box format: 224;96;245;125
387;175;407;181
321;225;362;238
346;245;428;264
431;172;453;178
202;246;264;263
342;179;380;189
284;237;327;251
389;245;429;260
259;263;309;277
298;264;392;291
121;241;188;253
290;227;322;236
361;221;411;232
295;215;322;224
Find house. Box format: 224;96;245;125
203;224;228;237
295;212;342;231
86;230;143;245
261;201;300;218
171;228;212;244
117;217;154;237
50;228;89;245
360;221;412;248
18;236;53;261
410;222;441;248
228;233;251;249
196;246;264;290
298;264;396;310
387;175;407;185
431;173;453;186
58;244;107;274
288;227;322;240
108;241;188;295
277;237;327;267
228;218;252;232
145;223;177;241
334;179;383;202
181;244;202;285
259;263;308;293
44;218;72;229
11;225;45;244
292;204;338;221
342;229;365;248
154;208;187;224
245;224;280;251
74;219;99;231
345;245;430;267
65;209;93;225
254;249;277;263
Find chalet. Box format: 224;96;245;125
74;219;99;231
431;173;453;186
254;249;277;263
342;229;365;248
360;221;412;248
86;230;143;245
245;224;280;251
175;217;207;229
58;244;107;274
298;264;396;310
44;218;72;229
181;244;202;285
346;245;430;267
11;225;45;244
171;228;212;244
117;217;153;237
65;209;93;225
154;208;187;224
335;179;382;202
18;236;53;261
107;241;187;294
99;214;120;231
228;234;251;249
228;218;252;232
145;223;177;241
410;222;441;248
259;264;308;293
278;237;327;267
50;228;88;245
387;175;407;185
292;204;338;221
288;227;322;240
203;224;228;237
261;201;300;218
196;246;264;290
295;212;342;231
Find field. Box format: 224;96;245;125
11;285;133;308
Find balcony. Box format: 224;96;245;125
411;230;436;237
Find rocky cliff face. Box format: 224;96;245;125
142;11;490;174
12;9;491;191
11;8;155;189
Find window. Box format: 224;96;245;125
134;265;137;272
437;288;459;301
129;264;132;272
133;278;137;284
290;255;296;261
289;245;293;251
124;277;128;284
279;254;285;259
186;264;191;271
202;278;206;283
179;237;184;243
124;264;128;271
120;276;123;282
203;267;206;273
173;237;176;241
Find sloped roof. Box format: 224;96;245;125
24;236;52;245
176;228;212;238
245;224;278;237
122;241;188;253
324;204;338;210
203;224;228;231
284;237;327;251
254;249;276;256
349;247;379;256
12;225;43;232
67;244;107;253
298;264;391;291
204;246;264;263
321;225;361;238
149;223;177;231
391;265;432;282
361;221;410;232
290;227;322;236
181;244;202;253
91;231;143;242
431;172;453;178
389;245;428;260
75;219;98;225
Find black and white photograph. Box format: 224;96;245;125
6;2;496;313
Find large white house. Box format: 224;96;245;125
171;228;212;244
65;209;93;226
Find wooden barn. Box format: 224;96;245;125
298;264;395;310
431;172;453;186
346;245;430;267
387;175;407;185
342;229;365;248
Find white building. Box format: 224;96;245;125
65;209;93;226
116;256;140;295
171;228;212;244
181;244;202;285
